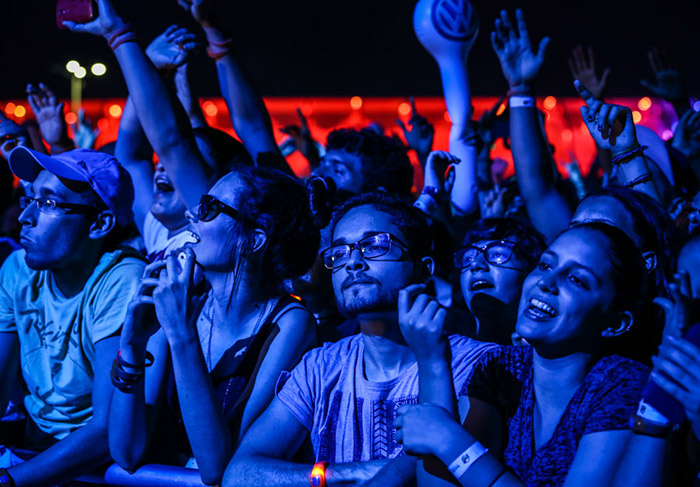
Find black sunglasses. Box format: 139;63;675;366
197;195;254;225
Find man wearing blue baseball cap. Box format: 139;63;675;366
0;147;145;486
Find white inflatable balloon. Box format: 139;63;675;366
413;0;479;64
413;0;480;213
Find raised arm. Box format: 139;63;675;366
413;0;479;213
65;0;210;209
491;9;571;242
26;83;74;154
575;80;664;203
179;0;291;174
641;48;690;121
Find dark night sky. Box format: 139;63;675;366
1;0;698;100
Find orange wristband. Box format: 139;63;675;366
310;461;328;487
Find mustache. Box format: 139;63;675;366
341;274;380;290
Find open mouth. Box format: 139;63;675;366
155;177;174;193
469;279;494;291
187;230;201;244
526;298;559;319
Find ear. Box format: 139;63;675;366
88;210;116;240
642;251;657;273
251;228;268;253
418;256;435;282
601;311;634;338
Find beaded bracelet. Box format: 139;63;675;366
111;350;154;393
611;145;648;165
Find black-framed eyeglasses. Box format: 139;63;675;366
454;240;518;269
197;194;254;224
322;233;409;270
19;196;99;215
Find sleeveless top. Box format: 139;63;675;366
162;294;311;462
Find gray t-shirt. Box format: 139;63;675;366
276;333;494;463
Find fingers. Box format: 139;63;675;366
409;96;417;116
143;259;167;279
574;79;596;106
181;247;196;282
597;103;612;137
398;284;428;316
536;37;550;63
514;9;528;43
651;369;692;405
164;24;180;39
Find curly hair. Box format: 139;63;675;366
462;218;546;271
329;192;431;261
326;128;414;196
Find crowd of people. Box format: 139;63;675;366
0;0;698;486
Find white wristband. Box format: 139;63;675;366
447;441;489;480
637;399;671;426
509;96;536;108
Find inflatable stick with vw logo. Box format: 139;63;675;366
413;0;480;213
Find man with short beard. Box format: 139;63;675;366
224;193;493;487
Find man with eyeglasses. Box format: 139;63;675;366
0;147;144;486
225;193;494;487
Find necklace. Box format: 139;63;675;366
204;296;276;371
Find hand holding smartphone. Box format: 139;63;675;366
56;0;95;29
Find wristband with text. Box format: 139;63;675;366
509;96;536;108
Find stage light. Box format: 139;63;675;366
203;101;218;116
74;66;87;79
543;96;556;110
109;104;122;117
4;103;15;115
66;60;80;73
350;96;363;110
638;97;651;111
632;111;642;124
662;130;673;140
91;63;107;76
14;106;26;117
398;102;411;116
65;112;78;124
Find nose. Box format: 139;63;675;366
18;200;37;227
185;207;198;224
469;250;489;273
536;272;558;295
344;247;368;272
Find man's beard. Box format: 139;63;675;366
336;285;399;318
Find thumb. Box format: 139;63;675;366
536;37;550;63
396;118;407;132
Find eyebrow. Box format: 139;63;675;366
543;250;601;285
332;231;383;246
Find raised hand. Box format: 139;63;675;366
63;0;126;39
279;108;320;166
394;403;459;457
73;109;100;149
490;9;550;90
575;80;638;154
478;186;507;219
177;0;218;28
424;150;460;201
568;45;610;100
477;96;505;149
152;248;200;345
0;110;30;159
397;97;435;161
671;109;700;158
651;336;700;440
654;270;695;340
146;25;199;71
398;283;449;362
26;83;72;149
121;262;163;349
641;48;685;102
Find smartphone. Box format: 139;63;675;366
56;0;95;29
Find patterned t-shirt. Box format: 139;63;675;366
460;346;649;487
276;334;494;463
0;248;144;439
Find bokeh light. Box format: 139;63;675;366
108;104;122;117
65;60;80;73
65;112;78;124
398;102;411;116
13;105;26;118
74;66;87;79
632;111;642;124
203;101;218;117
350;96;363;110
91;63;107;76
638;97;652;111
543;96;557;110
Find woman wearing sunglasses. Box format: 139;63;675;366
109;167;332;485
394;222;653;486
455;218;545;345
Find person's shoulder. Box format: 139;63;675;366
0;248;31;280
593;355;650;382
87;248;146;290
299;334;362;368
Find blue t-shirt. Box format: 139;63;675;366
461;346;649;487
